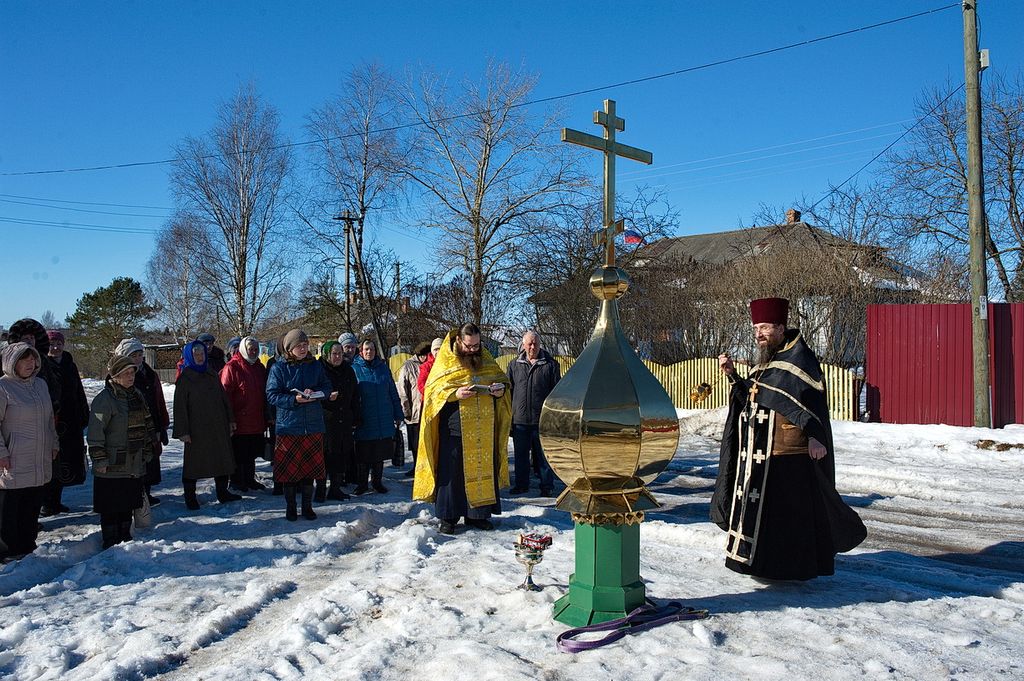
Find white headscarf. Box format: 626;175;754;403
241;336;261;364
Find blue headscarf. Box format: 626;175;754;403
182;340;208;374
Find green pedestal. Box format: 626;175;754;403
553;520;646;626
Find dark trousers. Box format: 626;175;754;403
406;422;420;465
230;433;265;487
42;477;64;510
1;486;43;556
100;511;134;548
512;424;554;491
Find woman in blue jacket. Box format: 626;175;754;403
351;339;403;495
265;330;332;521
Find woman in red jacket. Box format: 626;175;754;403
220;336;270;492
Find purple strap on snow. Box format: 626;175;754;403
556;601;710;653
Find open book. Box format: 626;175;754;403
291;388;326;400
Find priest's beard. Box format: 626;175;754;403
456;344;484;372
756;337;782;367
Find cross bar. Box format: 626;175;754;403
561;128;653;165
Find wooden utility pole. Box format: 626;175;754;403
332;210;355;331
395;261;402;355
963;0;991;428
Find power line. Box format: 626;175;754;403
0;192;174;210
0;3;959;178
808;83;965;211
0;216;158;235
0;197;170;218
618;119;911;178
623;131;899;184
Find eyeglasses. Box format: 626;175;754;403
461;342;481;351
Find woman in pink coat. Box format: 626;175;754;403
0;343;58;560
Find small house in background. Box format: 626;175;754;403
534;209;928;367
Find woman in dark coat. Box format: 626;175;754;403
42;330;90;515
87;355;155;548
114;338;170;507
265;329;332;521
351;339;403;496
172;340;239;510
318;341;359;502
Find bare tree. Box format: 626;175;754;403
402;61;586;326
885;76;1024;301
39;310;57;329
303;62;411;348
145;214;211;342
171;84;294;336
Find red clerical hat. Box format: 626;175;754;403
749;297;789;325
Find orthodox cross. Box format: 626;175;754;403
562;99;653;267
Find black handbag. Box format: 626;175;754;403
392;428;405;467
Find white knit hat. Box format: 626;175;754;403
113;338;144;357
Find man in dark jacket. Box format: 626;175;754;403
507;331;560;496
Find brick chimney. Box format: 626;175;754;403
785;208;801;224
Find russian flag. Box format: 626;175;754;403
623;229;643;245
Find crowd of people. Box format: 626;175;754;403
2;301;865;582
0;319;563;561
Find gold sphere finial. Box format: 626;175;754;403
589;266;631;300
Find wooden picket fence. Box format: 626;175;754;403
389;353;859;421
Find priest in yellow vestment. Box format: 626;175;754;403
413;323;511;534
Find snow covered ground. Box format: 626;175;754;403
0;382;1022;680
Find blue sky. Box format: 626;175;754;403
2;1;1022;326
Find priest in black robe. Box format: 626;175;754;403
711;297;866;580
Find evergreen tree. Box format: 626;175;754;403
65;277;156;377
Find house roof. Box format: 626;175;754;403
637;222;868;266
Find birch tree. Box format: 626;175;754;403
171;85;294;335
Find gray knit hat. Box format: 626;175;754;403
338;332;358;346
108;354;137;378
430;337;443;355
283;329;309;354
114;338;144;357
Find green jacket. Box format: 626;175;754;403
87;381;155;479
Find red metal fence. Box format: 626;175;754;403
866;303;1023;427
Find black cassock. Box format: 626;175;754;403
710;330;866;580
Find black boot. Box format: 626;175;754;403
371;462;387;494
301;483;317;520
183;479;200;510
247;459;267;491
314;478;327;503
284;484;298;521
146;485;161;507
215;475;242;503
230;464;248;492
118;519;133;544
272;479;283;496
327;474;350;501
353;465;369;495
100;518;119;549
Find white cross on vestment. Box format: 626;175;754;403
735;486;744;499
753;449;766;464
755;409;769;424
748;488;761;503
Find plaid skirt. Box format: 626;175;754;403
274;433;326;483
